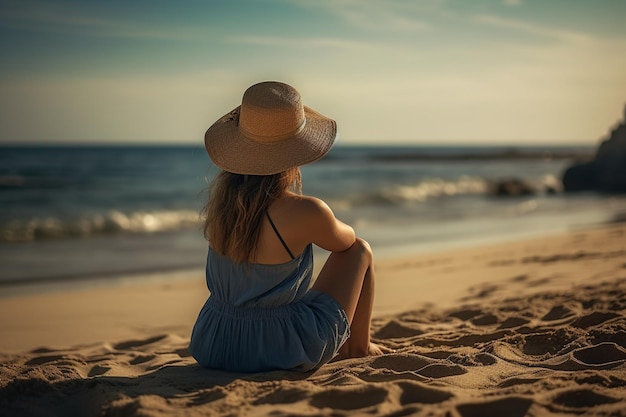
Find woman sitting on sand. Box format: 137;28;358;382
189;81;387;372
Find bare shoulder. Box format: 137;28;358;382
287;194;333;216
282;194;337;227
284;194;355;252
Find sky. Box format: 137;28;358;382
0;0;625;145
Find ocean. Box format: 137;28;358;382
1;144;624;289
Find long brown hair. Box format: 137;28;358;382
203;167;302;263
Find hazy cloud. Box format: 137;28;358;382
0;2;204;41
284;0;432;33
472;14;593;44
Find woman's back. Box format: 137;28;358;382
204;243;314;308
252;194;309;264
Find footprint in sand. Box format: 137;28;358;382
350;353;461;385
24;354;65;366
588;328;626;348
471;314;498;326
129;355;156;365
551;388;621;409
369;354;432;372
253;386;310;405
542;305;576;321
456;397;533;417
420;350;456;359
416;363;467;378
448;352;497;366
521;329;579;356
29;347;58;354
455;396;533;417
373;320;424;339
497;317;530;329
396;381;453;405
113;335;168;350
575;372;626;388
309;385;388;410
448;308;482;321
571;312;620;329
88;365;111;377
461;284;499;301
188;387;228;407
572;342;626;366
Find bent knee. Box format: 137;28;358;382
354;237;371;251
350;237;373;259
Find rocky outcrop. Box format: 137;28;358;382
563;104;626;193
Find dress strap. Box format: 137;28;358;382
266;212;295;259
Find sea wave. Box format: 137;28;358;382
329;175;563;208
334;177;489;206
380;176;489;203
0;209;201;242
0;175;565;242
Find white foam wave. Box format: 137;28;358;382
541;174;563;193
377;177;489;204
0;209;201;242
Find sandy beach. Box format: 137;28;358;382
1;224;625;416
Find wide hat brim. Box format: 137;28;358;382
204;105;336;175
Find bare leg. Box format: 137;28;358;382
312;238;387;358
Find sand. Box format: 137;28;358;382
1;224;625;416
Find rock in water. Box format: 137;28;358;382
563;104;626;193
489;178;536;197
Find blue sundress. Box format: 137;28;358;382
188;244;350;372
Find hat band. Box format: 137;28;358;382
239;119;307;143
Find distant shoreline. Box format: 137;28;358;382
0;142;595;150
1;143;594;161
325;148;594;162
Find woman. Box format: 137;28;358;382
189;81;387;373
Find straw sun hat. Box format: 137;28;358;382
204;81;337;175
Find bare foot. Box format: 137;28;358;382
332;342;394;362
368;342;393;356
